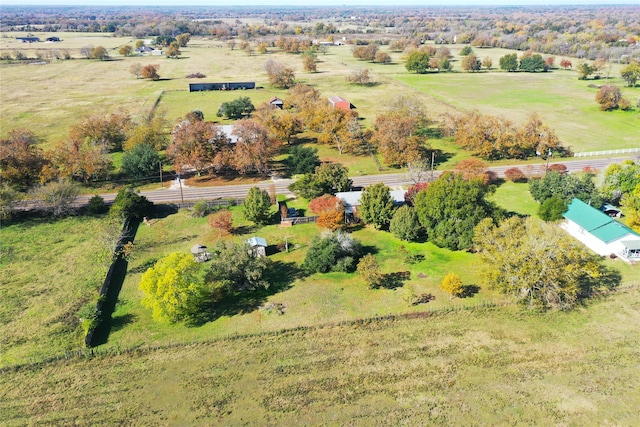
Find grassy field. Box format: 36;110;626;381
1;283;639;425
3;33;636;156
0;216;109;366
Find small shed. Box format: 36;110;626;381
46;36;61;42
191;244;209;262
246;236;268;257
328;95;354;110
269;97;285;109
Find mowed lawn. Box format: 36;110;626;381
1;283;639;426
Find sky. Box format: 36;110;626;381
3;0;639;6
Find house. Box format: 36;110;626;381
328;95;354;110
269;97;284;109
16;37;40;43
336;189;406;218
135;45;155;54
191;244;209;262
246;236;268;257
561;198;640;262
218;125;238;144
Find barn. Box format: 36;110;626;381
328;95;354;110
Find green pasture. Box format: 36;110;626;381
2;283;639;425
393;70;640;153
0;216;109;366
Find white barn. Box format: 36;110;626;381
561;198;640;262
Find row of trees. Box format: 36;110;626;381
441;111;566;160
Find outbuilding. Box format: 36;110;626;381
246;236;268;257
328;95;354;110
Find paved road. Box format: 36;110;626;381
80;155;638;205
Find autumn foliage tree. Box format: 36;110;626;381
208;209;233;235
309;194;345;230
69;110;132;152
50;138;112;184
167;119;231;175
231;119;278;175
0;128;48;190
595;85;625;111
454;158;493;184
440;272;464;299
141;64;160;80
264;59;296;88
504;167;527;182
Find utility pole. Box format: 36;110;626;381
178;174;184;202
431;151;435;181
159;161;163;187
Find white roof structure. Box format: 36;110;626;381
336;190;406;213
246;236;267;247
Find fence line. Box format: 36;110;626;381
171;198;245;210
1;298;512;373
280;215;318;225
574;148;640;157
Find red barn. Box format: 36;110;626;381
328;95;354;110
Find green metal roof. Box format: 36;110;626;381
563;198;640;244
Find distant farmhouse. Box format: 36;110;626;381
45;36;61;42
328;95;354;110
16;37;40;43
135;46;162;55
269;97;284;109
189;82;256;92
562;198;640;262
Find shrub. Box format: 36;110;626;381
504;167;527;183
191;199;211;218
186;72;206;78
208;209;233;234
87;195;108;215
303;231;362;274
538;196;567;221
357;253;383;288
440;272;464;299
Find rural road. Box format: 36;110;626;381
81;155;639;205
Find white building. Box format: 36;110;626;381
561;198;640;262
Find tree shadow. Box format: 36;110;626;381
129;257;158;274
432;149;455;167
378;271;411;289
232;224;260;235
579;264;622;300
110;313;137;332
192;260;301;325
460;284;480;298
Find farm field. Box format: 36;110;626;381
2;33;637;156
1;283;639;425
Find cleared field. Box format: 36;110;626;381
0;217;109;366
1;284;639;425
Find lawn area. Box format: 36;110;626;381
489;181;540;217
2;283;639;425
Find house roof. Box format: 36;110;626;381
336;190;406;209
247;236;267;247
563;198;639;244
218;125;238;144
328;95;348;104
269;97;284;104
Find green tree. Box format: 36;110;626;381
217;97;255;119
357;253;383;288
287;145;320;175
314;163;352;194
110;186;153;220
358;183;395;230
120;143;160;179
600;160;640;204
474;217;613;310
519;54;546;72
529;171;601;207
576;62;595;80
620;61;640;87
206;241;271;293
139;252;207;323
440;272;464;299
414;172;496;251
405;51;431;74
538;196;567;221
243;186;272;225
459;45;473;56
390;205;422;241
499;53;518;72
